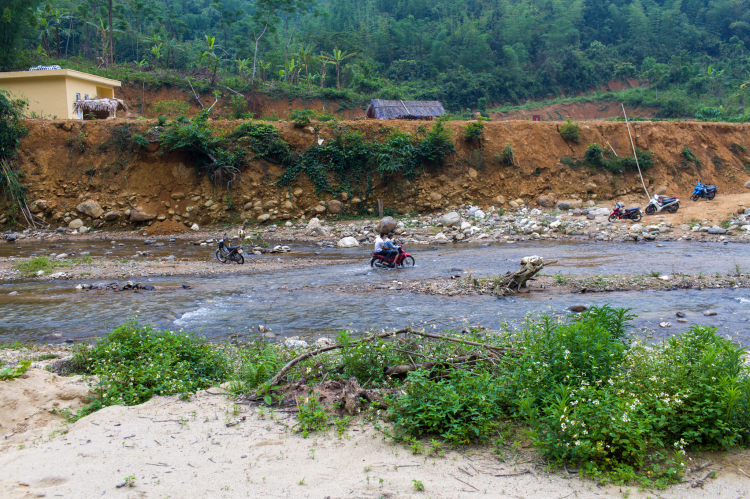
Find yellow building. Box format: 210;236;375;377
0;69;121;119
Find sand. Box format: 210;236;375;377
1;370;749;499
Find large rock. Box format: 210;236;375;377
313;205;327;214
327;199;342;214
103;210;120;221
537;195;555;208
171;192;186;200
556;201;571;211
305;217;330;237
257;214;271;222
243;201;254;211
440;212;461;227
68;219;83;230
745;180;750;189
130;209;157;222
377;216;398;234
654;186;667;195
76;200;104;219
30;199;47;213
495;195;506;205
336;236;359;248
708;226;727;234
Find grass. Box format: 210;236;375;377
12;255;96;277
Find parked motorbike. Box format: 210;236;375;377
370;245;415;268
608;202;642;222
645;194;680;215
690;181;717;201
216;234;244;264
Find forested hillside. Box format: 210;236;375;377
5;0;750;118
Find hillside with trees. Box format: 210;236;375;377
5;0;750;119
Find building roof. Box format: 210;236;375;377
367;99;445;119
0;69;121;87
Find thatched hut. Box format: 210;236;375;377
72;98;128;119
366;99;445;120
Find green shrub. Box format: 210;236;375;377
288;108;316;127
297;392;328;437
391;369;504;444
559;119;582;143
463;120;485;141
235;341;281;389
681;146;702;167
0;89;27;161
498;142;514;165
70;321;231;416
585;143;605;164
228;94;248;119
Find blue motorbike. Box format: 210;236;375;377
690;181;717;201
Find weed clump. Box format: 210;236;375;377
463;120;485;141
558;119;582;143
70;321;231;417
497;142;515;165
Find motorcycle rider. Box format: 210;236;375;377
373;232;396;267
384;233;400;266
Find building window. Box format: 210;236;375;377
84;94;89;100
76;93;81;101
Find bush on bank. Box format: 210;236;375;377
65;307;749;487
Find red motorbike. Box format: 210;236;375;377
608;202;643;222
370;245;415;268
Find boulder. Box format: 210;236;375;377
337;236;359;248
191;223;200;231
702;309;717;316
68;219;84;230
473;210;485;219
306;217;322;230
495;195;506;205
313;205;327;214
569;305;588;313
654;186;667;195
103;211;120;221
243;202;254;211
377;216;398;234
708;227;727;234
130;209;157;222
745;180;750;189
79;226;89;234
327;199;342;214
171;192;186;200
350;197;361;204
556;201;571;211
509;201;519;209
537;195;555;207
257;214;271;222
77;200;104;219
430;192;443;202
284;339;309;348
440;212;461;227
293;188;304;197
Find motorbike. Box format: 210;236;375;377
370;245;415;268
608;202;642;222
645;194;680;215
690;181;717;201
216;234;244;264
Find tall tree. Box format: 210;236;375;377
0;0;44;69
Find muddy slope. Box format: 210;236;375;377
10;119;750;229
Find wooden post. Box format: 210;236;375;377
378;199;384;217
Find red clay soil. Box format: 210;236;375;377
9;118;750;230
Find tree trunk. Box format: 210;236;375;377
108;0;114;67
56;26;61;57
320;63;326;88
251;20;269;86
492;256;555;296
336;62;340;90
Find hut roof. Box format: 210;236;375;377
72;98;127;116
366;99;445;120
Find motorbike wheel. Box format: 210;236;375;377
216;249;228;263
608;214;618;223
402;256;415;267
690;194;698;201
370;257;386;268
667;203;679;213
645;204;656;215
707;191;716;200
631;212;643;222
233;253;245;264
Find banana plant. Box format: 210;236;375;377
151;42;162;70
235;58;250;79
258;60;272;82
200;35;222;85
297;43;315;92
320;47;357;90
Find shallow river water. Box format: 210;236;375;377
1;239;749;344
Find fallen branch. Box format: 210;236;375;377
256;327;508;395
384;354;478;376
187;78;204;109
493;256;557;296
688;460;713;474
691;470;716;488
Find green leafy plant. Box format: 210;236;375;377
0;359;30;380
463;120;485;141
681;146;702;168
288;108;316;127
296;392;328;438
497;142;515;166
558;119;582;143
412;479;424;491
69;321;231;418
153;100;189;117
13;255;55;276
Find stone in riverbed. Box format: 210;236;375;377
556;202;571;211
337;237;359;248
439;212;461;227
104;211;120;221
377;216;398;234
707;227;727;234
676;311;685;318
68;219;83;230
702;309;717;316
130;209;157;222
569;305;588;313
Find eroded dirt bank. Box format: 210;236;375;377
7;119;750;233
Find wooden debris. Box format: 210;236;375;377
340;378;386;415
493;256;557;296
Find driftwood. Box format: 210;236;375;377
493;256;557;296
340;377;387;415
384;354;478;376
255;328;508;397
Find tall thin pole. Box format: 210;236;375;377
622;104;650;199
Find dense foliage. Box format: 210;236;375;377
8;0;750;117
70;321;232;415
